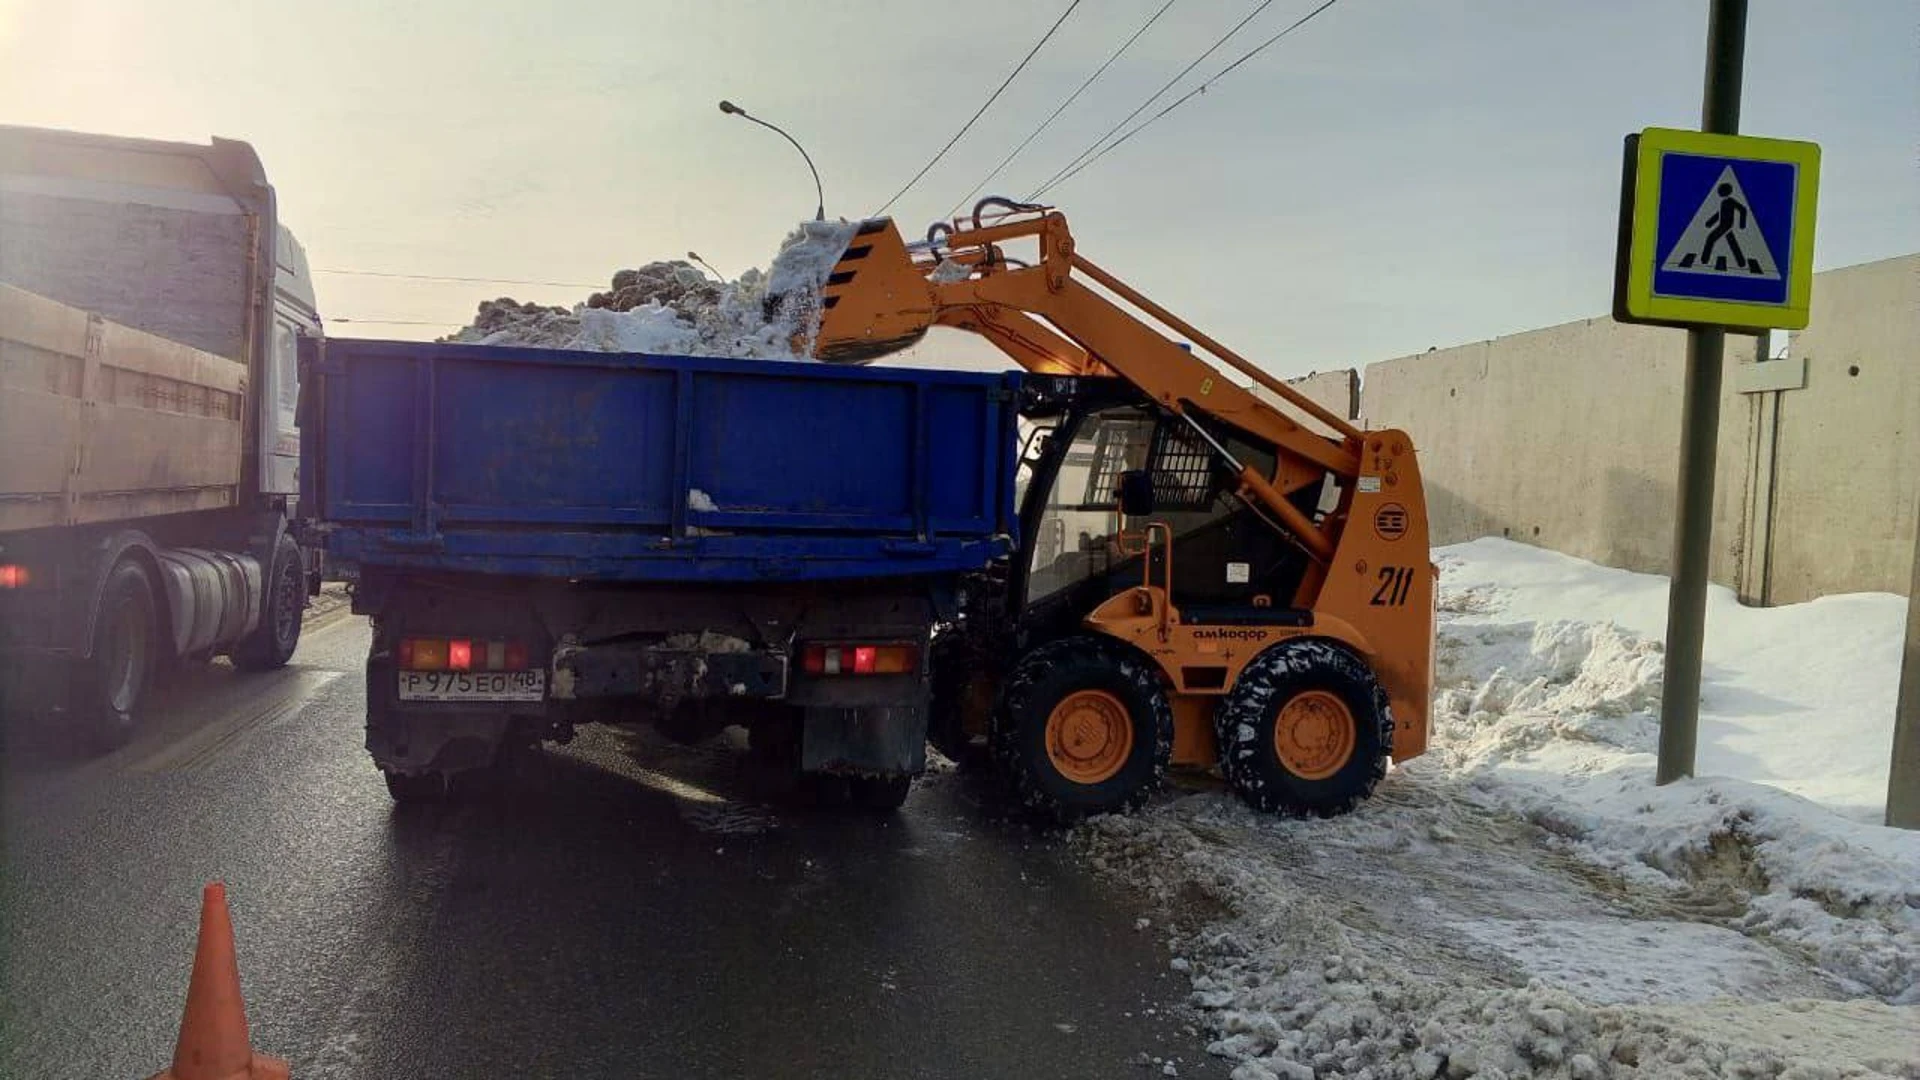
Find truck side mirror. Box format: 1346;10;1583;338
1117;470;1156;518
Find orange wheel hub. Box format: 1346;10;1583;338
1272;690;1356;780
1045;690;1133;785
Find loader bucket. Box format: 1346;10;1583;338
809;218;936;365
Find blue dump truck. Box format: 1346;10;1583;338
301;337;1021;807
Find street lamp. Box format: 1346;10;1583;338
718;100;826;221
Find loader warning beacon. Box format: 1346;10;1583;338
1614;127;1820;330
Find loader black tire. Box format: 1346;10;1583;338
232;534;303;672
75;559;158;750
1217;638;1392;817
992;636;1172;823
928;637;990;770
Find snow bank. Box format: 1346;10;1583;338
1436;538;1905;818
1073;539;1917;1078
445;220;858;359
1428;540;1917;1002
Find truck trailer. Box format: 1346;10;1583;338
0;125;322;743
301;336;1022;806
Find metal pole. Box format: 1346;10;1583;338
718;101;826;221
1887;498;1920;828
1657;0;1747;785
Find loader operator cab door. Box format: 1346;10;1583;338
1018;403;1305;636
1026;410;1154;603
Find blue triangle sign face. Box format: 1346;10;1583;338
1660;165;1780;280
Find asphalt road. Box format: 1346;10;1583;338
1;612;1223;1079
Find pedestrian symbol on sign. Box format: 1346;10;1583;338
1660;166;1779;280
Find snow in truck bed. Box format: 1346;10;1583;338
445;220;858;358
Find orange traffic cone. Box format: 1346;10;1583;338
148;882;290;1080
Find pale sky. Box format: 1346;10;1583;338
3;0;1914;377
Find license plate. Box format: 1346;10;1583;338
397;669;545;702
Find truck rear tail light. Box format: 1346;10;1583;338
399;637;532;671
400;638;448;670
0;564;26;589
801;644;917;676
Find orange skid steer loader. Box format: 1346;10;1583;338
798;199;1435;820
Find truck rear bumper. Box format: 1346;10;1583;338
550;642;787;704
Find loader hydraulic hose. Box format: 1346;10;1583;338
971;196;1045;229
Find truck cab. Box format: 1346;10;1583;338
269;224;324;499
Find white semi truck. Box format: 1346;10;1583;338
0;124;323;744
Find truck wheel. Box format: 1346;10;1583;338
76;559;158;749
232;534;304;671
848;774;911;812
992;636;1172;823
383;769;449;804
1216;639;1393;817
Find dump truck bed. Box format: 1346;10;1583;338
0;286;250;533
302;338;1021;582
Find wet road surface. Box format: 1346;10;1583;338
2;613;1222;1079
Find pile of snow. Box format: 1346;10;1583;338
1435;538;1906;818
1075;539;1917;1079
445;220;858;359
1427;541;1918;1006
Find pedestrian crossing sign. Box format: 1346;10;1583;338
1615;128;1820;330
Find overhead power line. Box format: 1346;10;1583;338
1031;0;1343;200
327;317;462;327
1024;0;1281;201
872;0;1084;218
315;268;602;289
944;0;1180;221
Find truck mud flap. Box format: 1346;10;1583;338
551;643;787;704
367;711;510;775
802;705;928;777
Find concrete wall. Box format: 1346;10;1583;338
1351;253;1918;602
1758;256;1920;601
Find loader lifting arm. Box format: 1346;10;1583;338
811;203;1362;566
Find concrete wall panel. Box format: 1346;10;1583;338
1761;255;1920;602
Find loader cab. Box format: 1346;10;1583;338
1010;378;1319;648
